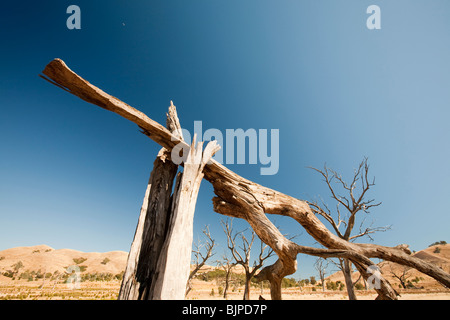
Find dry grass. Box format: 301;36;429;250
1;276;449;300
1;244;449;300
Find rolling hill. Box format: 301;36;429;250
326;243;450;290
0;244;128;280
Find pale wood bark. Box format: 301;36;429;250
151;137;220;299
41;58;450;300
118;176;152;299
118;150;178;299
118;103;181;300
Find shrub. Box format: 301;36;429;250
80;272;116;282
429;241;447;247
78;265;88;272
73;257;87;265
355;282;365;290
326;281;338;291
282;277;297;288
115;272;124;281
433;247;441;254
411;277;421;284
101;258;111;265
199;269;227;281
19;271;31;280
3;270;14;278
12;261;24;272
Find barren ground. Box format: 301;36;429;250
1;278;449;300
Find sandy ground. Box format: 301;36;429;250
187;288;450;300
188;292;450;300
1;279;449;300
4;278;448;300
2;244;449;300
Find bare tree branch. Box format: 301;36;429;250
221;218;275;300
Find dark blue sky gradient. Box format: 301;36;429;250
1;1;449;278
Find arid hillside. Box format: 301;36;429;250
0;243;449;300
0;244;127;280
326;243;450;290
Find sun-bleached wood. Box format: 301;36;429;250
41;59;450;300
151;137;220;299
118;103;181;300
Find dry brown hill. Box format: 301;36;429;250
0;244;127;280
326;243;450;290
0;244;242;283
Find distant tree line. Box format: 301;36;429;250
429;241;447;247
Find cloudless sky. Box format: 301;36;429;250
1;1;449;279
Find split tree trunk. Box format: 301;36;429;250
151;137;220;299
119;104;219;300
118;104;181;300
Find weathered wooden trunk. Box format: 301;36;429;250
119;104;219;300
118;148;178;299
151;137;219;299
118;104;181;300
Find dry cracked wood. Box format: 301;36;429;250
118;104;181;300
41;59;450;299
151;137;220;299
119;103;219;300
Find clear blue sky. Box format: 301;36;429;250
1;1;449;279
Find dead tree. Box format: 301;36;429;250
38;269;48;290
217;254;236;299
222;219;274;300
308;158;391;300
116;102;219;300
314;258;329;292
40;58;450;300
118;103;180;299
186;226;216;297
390;264;413;289
330;258;361;300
